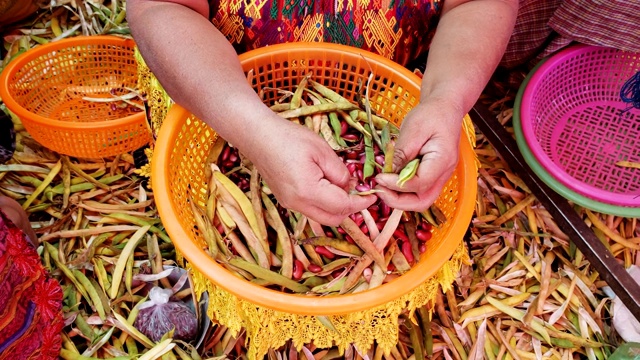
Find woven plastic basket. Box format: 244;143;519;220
515;74;640;217
151;43;477;357
519;44;640;207
0;36;151;158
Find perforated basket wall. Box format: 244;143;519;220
0;36;151;158
520;45;640;207
151;43;477;358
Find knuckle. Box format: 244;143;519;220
324;214;343;227
392;148;410;167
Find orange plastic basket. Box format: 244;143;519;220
0;36;151;158
152;43;477;316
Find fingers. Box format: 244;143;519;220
390;125;426;173
375;174;448;211
376;149;458;194
374;148;457;211
302;179;377;226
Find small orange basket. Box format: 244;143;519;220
0;35;151;158
152;43;478;316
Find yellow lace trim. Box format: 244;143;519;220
188;242;470;359
136;48;477;359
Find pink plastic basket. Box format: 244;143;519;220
520;45;640;207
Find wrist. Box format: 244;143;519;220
415;95;466;126
205;107;287;163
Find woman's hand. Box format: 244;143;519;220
248;120;377;226
374;101;461;211
0;195;38;247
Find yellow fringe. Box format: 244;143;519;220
189;242;470;359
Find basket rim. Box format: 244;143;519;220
0;35;145;130
519;44;640;206
152;42;478;316
514;53;640;217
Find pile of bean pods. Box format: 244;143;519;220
193;75;445;295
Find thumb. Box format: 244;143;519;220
319;149;351;189
391;134;423;174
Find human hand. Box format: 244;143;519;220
247;120;377;226
374;101;461;211
0;195;38;247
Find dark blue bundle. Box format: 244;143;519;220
621;70;640;112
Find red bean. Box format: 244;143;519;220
308;264;323;273
293;260;304;280
345;235;355;244
216;223;225;235
369;210;379;222
340;121;348;136
376;221;385;231
416;229;432;242
419;244;427;253
369;178;377;188
351;212;364;226
380;202;391;217
325;230;335;237
355;183;371;192
393;229;409;242
229;152;239;163
347;162;357;175
368;205;379;213
315;246;335;259
337;226;346;234
110;103;118;111
420;221;433;231
401;241;414;263
238;180;249;191
356;169;364;181
363;267;372;283
342;134;359;142
223;160;235;168
332;270;343;278
360;224;369;234
387;263;396;272
221;146;231;161
346;150;359;160
375;155;385;166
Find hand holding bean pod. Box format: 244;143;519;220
375;101;461;212
192;75;444;296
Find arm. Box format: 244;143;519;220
375;0;518;210
127;0;375;225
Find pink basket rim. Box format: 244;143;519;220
520;44;640;207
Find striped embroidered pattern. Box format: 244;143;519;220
209;0;442;66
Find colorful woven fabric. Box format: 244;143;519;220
501;0;640;69
0;210;63;360
208;0;443;66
